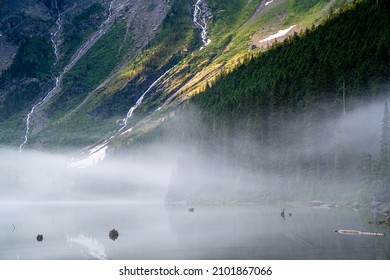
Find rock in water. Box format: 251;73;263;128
109;229;119;241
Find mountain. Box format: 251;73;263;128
1;0;389;202
0;0;348;151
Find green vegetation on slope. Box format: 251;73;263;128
63;19;129;93
0;36;55;135
55;3;105;72
47;19;130;120
0;37;54;81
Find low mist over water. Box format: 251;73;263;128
0;97;388;203
0;147;174;202
0;98;389;260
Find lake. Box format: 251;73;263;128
0;202;389;259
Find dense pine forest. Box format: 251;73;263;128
140;0;390;203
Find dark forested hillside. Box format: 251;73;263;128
196;0;389;118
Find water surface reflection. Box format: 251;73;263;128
0;202;389;259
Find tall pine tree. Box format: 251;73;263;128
379;101;390;187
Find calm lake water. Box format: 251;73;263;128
0;202;389;260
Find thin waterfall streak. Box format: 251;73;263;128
19;0;116;151
19;78;60;152
51;3;62;62
19;0;62;152
117;72;170;134
193;0;211;48
68;67;173;168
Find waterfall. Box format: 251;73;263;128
69;68;173;168
19;0;62;152
19;0;116;151
193;0;211;48
117;71;171;134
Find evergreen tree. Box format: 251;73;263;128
358;153;373;186
380;101;390;158
379;101;390;187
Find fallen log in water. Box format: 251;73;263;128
335;229;386;237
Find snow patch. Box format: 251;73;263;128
68;145;108;169
260;25;296;43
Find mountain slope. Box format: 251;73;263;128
1;0;349;153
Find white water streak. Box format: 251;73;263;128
19;0;116;151
52;13;62;62
193;0;211;48
69;68;173;168
19;2;62;152
117;72;170;134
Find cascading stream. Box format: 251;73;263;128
193;0;211;48
19;0;116;151
69;68;173;168
19;2;62;152
117;71;171;135
52;11;62;62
